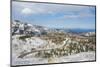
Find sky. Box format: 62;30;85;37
12;1;96;29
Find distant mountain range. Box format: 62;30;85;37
12;20;95;36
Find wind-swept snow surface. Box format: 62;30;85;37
57;51;95;62
12;51;95;65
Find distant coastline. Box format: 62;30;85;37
54;28;95;33
68;28;95;33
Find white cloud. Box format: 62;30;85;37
79;12;94;17
12;1;95;16
21;8;33;14
62;11;94;19
63;15;79;19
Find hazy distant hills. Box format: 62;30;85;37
12;20;95;36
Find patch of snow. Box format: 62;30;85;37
57;51;95;62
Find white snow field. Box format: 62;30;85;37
12;34;95;66
12;51;95;65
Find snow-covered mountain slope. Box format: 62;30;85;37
12;20;50;36
84;32;95;36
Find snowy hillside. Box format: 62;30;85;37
12;20;49;36
11;20;96;66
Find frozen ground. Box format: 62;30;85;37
12;51;95;65
11;35;95;66
57;51;95;62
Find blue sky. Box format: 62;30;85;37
12;1;96;29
